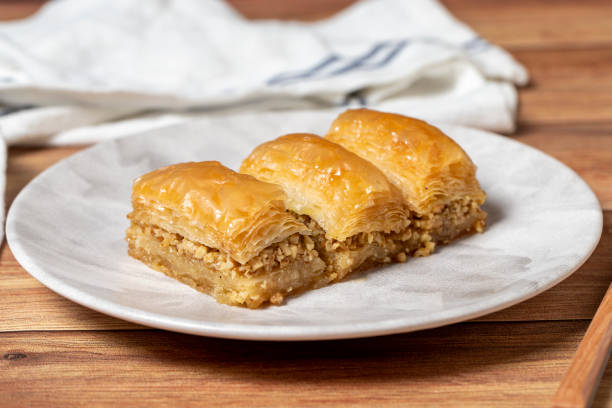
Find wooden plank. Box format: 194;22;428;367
594;368;612;408
552;284;612;408
515;48;612;126
441;0;612;50
0;243;140;331
515;49;612;90
520;89;612;126
0;321;600;408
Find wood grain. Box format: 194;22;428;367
512;48;612;126
553;284;612;407
0;321;597;408
0;240;140;331
514;49;612;90
441;0;612;50
1;0;612;407
520;89;612;126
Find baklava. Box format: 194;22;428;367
326;108;487;246
240;133;412;280
126;110;488;309
126;161;326;308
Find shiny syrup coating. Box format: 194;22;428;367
132;161;307;263
241;133;408;241
326;108;486;214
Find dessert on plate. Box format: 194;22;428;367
126;109;487;308
126;161;325;308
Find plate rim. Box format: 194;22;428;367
6;122;604;341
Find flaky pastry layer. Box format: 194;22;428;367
326;109;487;215
131;161;308;264
240;133;408;241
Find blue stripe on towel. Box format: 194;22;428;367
266;39;408;86
266;36;488;87
267;55;341;86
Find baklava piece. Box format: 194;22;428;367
326;108;487;250
240;133;413;280
126;161;325;308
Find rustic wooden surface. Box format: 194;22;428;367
1;1;611;407
552;284;612;407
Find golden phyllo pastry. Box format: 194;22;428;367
127;109;489;309
240;133;409;279
126;161;325;308
326;108;487;243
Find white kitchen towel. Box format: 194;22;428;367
0;0;528;240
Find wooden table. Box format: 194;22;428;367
2;1;611;406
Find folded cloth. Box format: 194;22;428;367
0;0;528;240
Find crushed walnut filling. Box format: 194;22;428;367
413;196;486;244
290;212;427;268
133;223;320;277
287;197;483;265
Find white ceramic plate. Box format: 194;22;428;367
7;111;603;341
